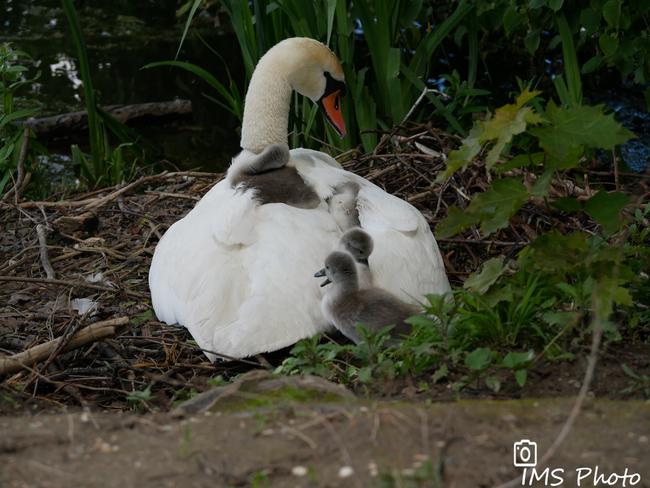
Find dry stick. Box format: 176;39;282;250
0;276;148;298
36;224;56;280
0;317;129;376
82;171;169;210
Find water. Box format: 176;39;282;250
3;0;245;174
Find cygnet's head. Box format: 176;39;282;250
314;250;357;287
339;228;373;266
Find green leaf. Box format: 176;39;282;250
435;206;481;239
464;258;505;294
527;231;589;272
481;105;543;170
602;0;621;27
530;165;558;197
599;34;619;58
549;0;564;11
485;375;501;393
551;197;583;212
471;178;530;236
583;190;631;235
432;365;448;383
528;100;636;160
524;28;542;55
436;118;488;182
529;0;547;8
465;347;491;371
503;7;524;37
500;350;534;369
582;55;605;74
580;8;601;34
515;370;527;387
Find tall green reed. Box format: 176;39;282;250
173;0;475;152
61;0;156;187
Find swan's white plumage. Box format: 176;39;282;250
149;38;451;360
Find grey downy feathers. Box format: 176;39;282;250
315;250;416;346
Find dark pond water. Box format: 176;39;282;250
4;0;649;183
4;0;245;176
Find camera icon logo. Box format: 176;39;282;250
514;439;537;467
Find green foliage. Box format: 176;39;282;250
471;0;650;110
174;0;472;151
0;43;45;197
61;0;155;187
126;384;155;411
436;91;636;240
621;364;650;398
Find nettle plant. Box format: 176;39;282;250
435;87;639;342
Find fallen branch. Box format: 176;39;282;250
0;317;129;376
36;224;56;280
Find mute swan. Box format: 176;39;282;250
149;37;451;360
316;251;416;346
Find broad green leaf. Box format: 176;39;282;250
516;88;543;108
470;178;530;236
527;231;589;272
486;375;501;392
580;8;601;34
500;350;534;369
436;117;488;182
432;365;448;383
551;196;583;212
482;105;543;170
529;0;547;8
599;34;619;58
503;7;524;37
542;311;579;327
465;347;491;371
582;55;604;74
529;165;557;197
482;283;515;307
464;258;505;294
435;206;481;239
515;370;527;387
602;0;621;27
524;28;542;55
549;0;564;11
583;190;631;235
528;100;636;160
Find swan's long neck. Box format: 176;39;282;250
240;51;293;154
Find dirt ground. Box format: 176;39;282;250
2;369;650;488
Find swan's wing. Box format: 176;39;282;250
352;178;451;303
149;181;258;360
209;204;341;357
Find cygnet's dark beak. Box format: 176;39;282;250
314;268;331;287
358;258;369;266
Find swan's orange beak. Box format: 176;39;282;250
320;90;346;139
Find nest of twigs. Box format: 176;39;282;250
0;122;647;411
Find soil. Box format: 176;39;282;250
1;125;649;486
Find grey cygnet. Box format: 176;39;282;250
315;250;415;346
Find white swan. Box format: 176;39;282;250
149;37;451;360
